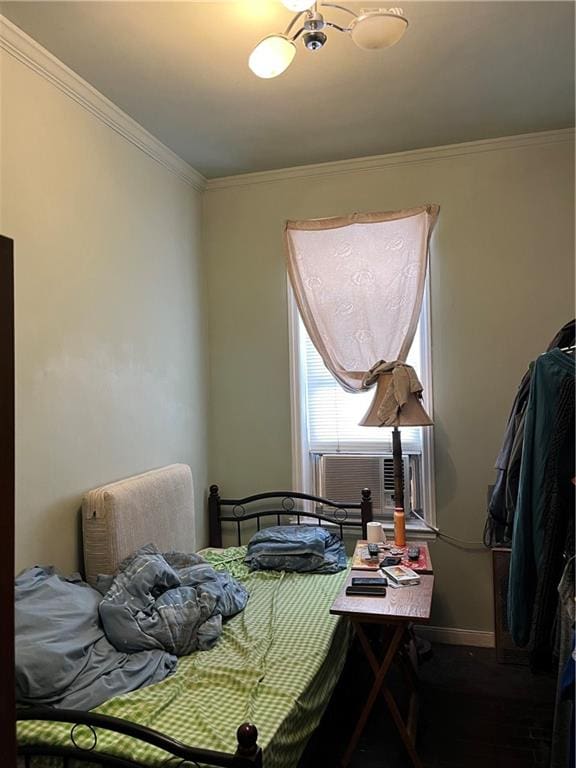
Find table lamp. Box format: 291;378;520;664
359;366;432;547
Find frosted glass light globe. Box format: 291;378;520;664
249;35;296;78
281;0;315;11
350;11;408;50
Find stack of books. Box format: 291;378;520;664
380;564;421;587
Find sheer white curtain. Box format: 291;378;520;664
284;206;439;400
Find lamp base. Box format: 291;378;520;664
393;507;406;547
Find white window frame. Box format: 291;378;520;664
287;277;436;535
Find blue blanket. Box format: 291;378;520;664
245;525;347;573
15;546;248;711
15;566;176;711
99;544;248;656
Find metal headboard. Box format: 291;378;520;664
208;485;373;547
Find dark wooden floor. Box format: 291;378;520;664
300;641;556;768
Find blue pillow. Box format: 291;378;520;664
245;525;347;573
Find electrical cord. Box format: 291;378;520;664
411;509;486;550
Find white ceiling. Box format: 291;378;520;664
1;1;574;178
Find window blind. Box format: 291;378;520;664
300;316;423;454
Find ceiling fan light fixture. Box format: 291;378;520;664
248;5;409;78
350;9;408;50
281;0;316;12
248;35;297;79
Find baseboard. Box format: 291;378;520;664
415;626;495;648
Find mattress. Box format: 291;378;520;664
19;547;351;768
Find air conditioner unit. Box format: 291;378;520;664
314;453;421;516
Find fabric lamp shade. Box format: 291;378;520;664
360;370;433;428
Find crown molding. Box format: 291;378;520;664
2;13;572;195
206;127;575;191
0;15;206;193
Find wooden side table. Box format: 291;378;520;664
330;556;434;768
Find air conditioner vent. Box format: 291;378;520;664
314;453;417;516
320;455;383;511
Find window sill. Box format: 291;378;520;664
336;519;437;542
290;513;438;541
382;520;437;542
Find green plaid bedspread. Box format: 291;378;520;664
18;547;351;768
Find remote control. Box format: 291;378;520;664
346;585;387;597
367;543;379;558
351;577;387;587
407;546;420;561
381;556;401;567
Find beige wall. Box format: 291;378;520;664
0;50;209;574
203;134;575;632
2;31;573;632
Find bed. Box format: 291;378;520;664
17;465;373;767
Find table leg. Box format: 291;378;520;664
381;687;424;768
340;623;404;767
340;622;424;768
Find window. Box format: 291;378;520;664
288;282;435;531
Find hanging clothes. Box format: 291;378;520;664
550;559;575;768
486;368;532;544
529;375;575;670
485;319;575;546
508;348;575;648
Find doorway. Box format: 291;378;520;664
0;234;15;761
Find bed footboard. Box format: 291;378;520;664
17;708;262;768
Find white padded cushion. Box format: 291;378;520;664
82;464;195;586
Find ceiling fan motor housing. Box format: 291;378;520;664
303;12;327;50
303;31;327;50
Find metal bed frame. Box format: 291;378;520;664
17;485;373;767
208;485;372;547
